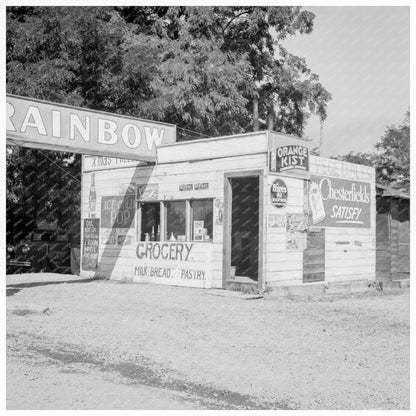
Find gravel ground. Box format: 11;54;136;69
6;278;410;410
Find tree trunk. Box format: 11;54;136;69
267;112;274;131
253;96;259;132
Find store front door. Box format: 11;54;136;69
223;171;263;289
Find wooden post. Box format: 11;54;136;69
267;112;274;131
253;93;259;132
389;199;399;281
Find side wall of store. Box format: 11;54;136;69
264;155;376;289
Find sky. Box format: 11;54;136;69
282;6;410;157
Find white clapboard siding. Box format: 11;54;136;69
325;264;375;277
81;147;269;286
266;269;303;282
324;228;376;237
266;259;305;272
265;232;286;244
325;273;374;283
157;131;268;164
82;131;377;288
325;249;375;260
267;279;303;290
326;256;375;269
310;155;374;182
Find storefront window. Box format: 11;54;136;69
191;199;213;242
141;202;160;241
165;201;186;241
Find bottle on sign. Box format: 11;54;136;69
88;173;96;218
309;181;325;224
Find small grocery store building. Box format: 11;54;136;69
80;130;376;294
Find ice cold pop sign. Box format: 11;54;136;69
6;94;176;161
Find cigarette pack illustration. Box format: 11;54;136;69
309;181;325;224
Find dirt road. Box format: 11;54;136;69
6;276;410;410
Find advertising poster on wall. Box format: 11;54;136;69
267;214;286;231
270;179;288;208
193;221;204;241
101;195;136;229
214;198;224;225
82;218;99;270
7;94;176;161
101;229;134;247
119;182;136;195
137;183;159;201
269;143;310;180
308;175;371;228
286;213;307;250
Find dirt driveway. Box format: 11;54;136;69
6;276;410;410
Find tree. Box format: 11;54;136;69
340;110;410;192
6;6;331;245
115;6;331;136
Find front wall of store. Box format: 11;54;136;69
80;152;267;288
80;132;376;290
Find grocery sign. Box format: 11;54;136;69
6;94;176;161
308;175;372;228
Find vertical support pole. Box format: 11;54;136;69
222;176;232;289
160;201;166;241
253;95;259;132
186;200;191;241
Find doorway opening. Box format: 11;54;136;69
229;176;260;282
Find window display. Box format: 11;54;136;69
191;199;213;241
165;201;186;241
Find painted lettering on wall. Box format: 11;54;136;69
135;266;172;278
136;242;193;261
137;183;159;201
181;269;206;280
309;175;371;228
134;266;206;281
101;195;136;229
270;179;288;208
83;155;146;172
179;183;209;191
311;156;372;182
270;145;309;173
82;218;99;270
6;94;176;161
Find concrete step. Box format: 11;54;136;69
325;279;373;295
226;275;259;293
267;282;326;298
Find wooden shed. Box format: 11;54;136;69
376;185;410;286
80;131;376;295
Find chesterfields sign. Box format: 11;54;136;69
308;175;371;228
6;94;176;161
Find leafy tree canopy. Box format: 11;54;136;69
6;6;331;239
339;110;410;193
7;6;331;137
